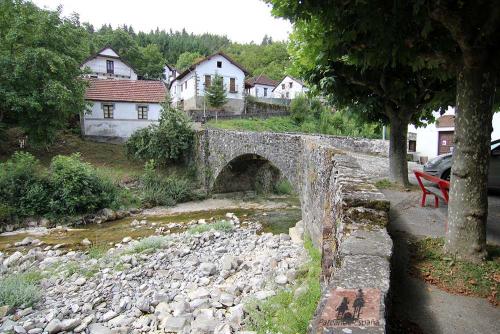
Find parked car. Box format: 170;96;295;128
423;139;500;189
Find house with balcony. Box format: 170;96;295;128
273;76;309;99
81;46;138;80
169;52;249;114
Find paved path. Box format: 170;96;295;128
383;189;500;334
350;152;499;333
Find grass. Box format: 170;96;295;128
188;220;234;234
244;237;322;333
63;261;100;278
87;244;108;259
274;179;294;195
124;236;168;254
375;178;418;191
0;271;43;308
409;237;500;306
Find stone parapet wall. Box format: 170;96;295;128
195;128;392;333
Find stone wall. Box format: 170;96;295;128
195;128;392;333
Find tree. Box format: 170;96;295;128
137;44;165;79
175;51;203;72
0;0;89;144
267;0;500;261
268;4;454;186
205;74;228;109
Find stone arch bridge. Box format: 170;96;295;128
195;128;392;332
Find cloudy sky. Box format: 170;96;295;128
33;0;292;43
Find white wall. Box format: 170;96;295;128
170;71;196;104
249;84;275;98
273;76;308;99
82;56;138;80
196;55;245;100
83;101;162;138
408;107;500;159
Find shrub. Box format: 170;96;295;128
290;94;310;124
0;152;50;217
274;179;294;195
125;236;168;254
87;244;107;259
188;220;234;234
0;272;42;308
141;160;193;207
126;99;194;164
49;154;118;215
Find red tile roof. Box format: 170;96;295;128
85;79;167;103
246;75;277;87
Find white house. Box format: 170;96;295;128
163;64;179;85
245;75;277;98
272;76;309;99
82;79;167;139
81;46;138;80
408;107;500;160
169;52;249;113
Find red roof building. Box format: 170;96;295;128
85;79;167;103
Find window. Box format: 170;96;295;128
102;103;114;118
106;60;114;74
264;88;268;97
217;61;222;68
408;140;416;152
286;92;290;98
205;75;211;87
256;88;259;96
185;81;188;89
281;83;285;89
229;78;236;93
137;105;148;119
180;84;183;92
289;82;293;88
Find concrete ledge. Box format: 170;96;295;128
340;230;393;259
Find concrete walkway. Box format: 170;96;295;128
383;189;500;334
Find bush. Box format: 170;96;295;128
125;236;168;254
126;99;194;164
290;94;310;124
49;154;118;215
188;220;234;234
0;152;120;223
141;160;193;207
274;179;294;195
0;272;42;308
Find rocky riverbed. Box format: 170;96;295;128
0;214;307;334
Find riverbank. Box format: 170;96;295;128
0;213;308;333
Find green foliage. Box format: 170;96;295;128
223;42;290;81
125;236;168;254
49;154;117;216
0;152;119;223
209;112;381;139
245;238;321;333
136;44;166;79
175;51;203;72
140;160;193;207
126;99;194;164
188;220;234;234
0;271;42;308
274;179;293;195
289;95;311;124
205;74;228;109
0;0;89;145
87;244;107;259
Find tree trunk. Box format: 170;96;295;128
387;109;410;186
445;59;496;262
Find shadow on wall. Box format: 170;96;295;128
212;154;286;194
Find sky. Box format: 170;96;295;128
32;0;292;43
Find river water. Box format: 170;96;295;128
0;196;302;252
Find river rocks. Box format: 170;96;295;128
0;215;306;333
81;238;92;246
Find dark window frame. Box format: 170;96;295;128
217;61;222;68
137;104;149;120
289;82;293;88
106;60;114;74
102;103;114;119
264;87;268;97
281;83;285;89
229;78;237;93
